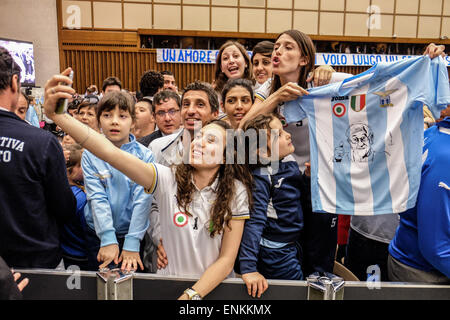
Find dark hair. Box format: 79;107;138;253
68;95;84;111
221;78;255;107
65;143;84;188
136;98;152;112
66;143;83;170
19;89;31;106
86;84;98;95
77;94;99;113
139;70;164;97
214;41;253;93
182;81;219;114
271;30;316;94
160;70;174;77
174;119;253;237
0;47;21;92
251;41;274;63
152;90;181;112
96;91;136;122
241;113;279;170
102;76;122;92
77;101;97;114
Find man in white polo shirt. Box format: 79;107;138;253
149;81;219;166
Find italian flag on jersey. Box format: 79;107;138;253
350;94;366;112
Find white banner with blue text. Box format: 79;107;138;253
156;49;450;67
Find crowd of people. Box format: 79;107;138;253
0;29;449;300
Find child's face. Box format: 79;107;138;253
99;105;133;147
69;163;83;183
134;101;154;130
268;117;294;160
224;86;253;129
15;94;29;120
62;134;76;146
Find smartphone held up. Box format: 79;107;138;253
55;70;74;114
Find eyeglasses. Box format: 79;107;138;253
155;109;180;117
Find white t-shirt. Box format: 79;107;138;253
146;163;250;278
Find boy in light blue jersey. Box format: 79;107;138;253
283;56;450;216
82;91;154;272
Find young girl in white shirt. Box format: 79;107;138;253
43;71;253;300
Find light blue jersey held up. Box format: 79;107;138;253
284;56;450;215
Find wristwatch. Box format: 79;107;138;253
184;288;202;300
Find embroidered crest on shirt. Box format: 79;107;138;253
173;212;189;227
373;89;398;107
350;94;366;112
94;171;111;180
332;103;346;117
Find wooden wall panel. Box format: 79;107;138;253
61;48;216;93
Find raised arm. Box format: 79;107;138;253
43;68;156;191
239;82;308;129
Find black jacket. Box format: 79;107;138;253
0;110;76;268
137;130;163;148
0;256;21;300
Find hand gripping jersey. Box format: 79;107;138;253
283;56;450;215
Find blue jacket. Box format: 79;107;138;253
389;117;450;278
239;156;304;274
61;185;88;259
0;109;76;268
82;134;154;252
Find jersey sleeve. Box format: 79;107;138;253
394;56;450;119
238;173;271;274
144;163;175;199
144;163;158;195
282;98;308;124
254;79;272;102
428;56;450;119
230;180;250;220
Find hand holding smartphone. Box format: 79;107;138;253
55;70;74;114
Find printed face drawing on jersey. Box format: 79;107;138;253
333;123;376;163
347;123;375;162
